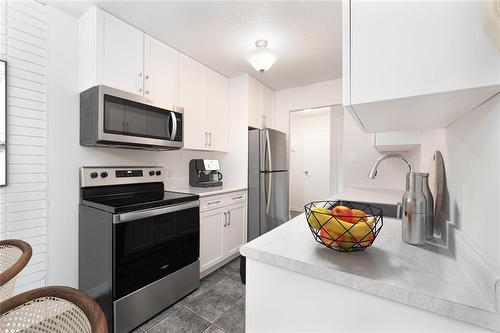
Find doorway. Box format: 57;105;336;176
289;107;336;217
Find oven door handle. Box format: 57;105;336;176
113;201;199;224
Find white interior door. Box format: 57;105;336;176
303;130;330;205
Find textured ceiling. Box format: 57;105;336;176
49;1;342;90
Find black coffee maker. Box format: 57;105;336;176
189;159;223;187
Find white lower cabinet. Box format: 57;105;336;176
199;191;247;274
225;203;246;257
200;208;226;271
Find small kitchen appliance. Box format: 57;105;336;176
189;159;223;187
80;85;183;150
79;166;199;333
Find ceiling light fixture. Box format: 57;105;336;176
247;39;278;73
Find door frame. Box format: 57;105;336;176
288;104;343;210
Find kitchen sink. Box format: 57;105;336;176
336;200;401;219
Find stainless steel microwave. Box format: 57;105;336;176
80;85;183;150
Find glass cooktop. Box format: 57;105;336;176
82;190;199;214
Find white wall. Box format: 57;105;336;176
274;79;343;134
415;94;500;266
274;78;415;192
342;111;414;190
289;111;330;210
0;0;48;294
46;8;230;287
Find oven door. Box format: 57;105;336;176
97;86;183;149
112;201;199;300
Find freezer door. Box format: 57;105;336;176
259;171;289;236
260;128;288;172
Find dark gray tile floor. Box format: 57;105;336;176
133;257;245;333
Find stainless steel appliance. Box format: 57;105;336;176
80;85;183;150
368;154;434;245
248;128;289;241
79;167;199;333
189;159;223;187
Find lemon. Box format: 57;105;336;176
307;207;332;230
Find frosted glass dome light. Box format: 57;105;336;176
247;40;278;73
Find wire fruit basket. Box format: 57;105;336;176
304;200;383;252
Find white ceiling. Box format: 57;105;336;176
49;1;342;91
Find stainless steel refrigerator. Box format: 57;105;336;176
248;128;289;241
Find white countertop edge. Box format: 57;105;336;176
240;245;500;331
170;186;247;197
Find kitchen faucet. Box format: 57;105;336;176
368;154;413;179
368;154;433;245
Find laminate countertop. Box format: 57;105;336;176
240;187;500;331
170;186;247;198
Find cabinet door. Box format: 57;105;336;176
200;208;226;272
179;54;207;150
98;10;144;95
225;203;247;257
206;68;228;152
349;1;500;105
260;85;274;129
248;75;261;129
144;35;179;106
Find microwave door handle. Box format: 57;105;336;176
170;112;177;141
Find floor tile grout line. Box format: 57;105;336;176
211;296;242;328
209;275;244;300
144;304;184;332
180;302;215;326
211;322;230;333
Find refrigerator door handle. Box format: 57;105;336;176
265;129;273;171
266;172;272;214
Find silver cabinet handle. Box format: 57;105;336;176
145;74;150;94
207;200;221;206
209;132;212;146
228;211;231;226
138;73;143;93
205;132;208;146
232;195;243;200
223;212;227;227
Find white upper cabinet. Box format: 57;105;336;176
179;53;207;150
144;35;179;106
98;10;144;95
260;84;274;129
179;54;229;152
343;0;500;133
248;75;261;129
79;7;179;106
247;75;275;129
206;68;229;152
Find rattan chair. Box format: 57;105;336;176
0;240;32;302
0;286;108;333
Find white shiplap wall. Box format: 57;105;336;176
0;0;47;293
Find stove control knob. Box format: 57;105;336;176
156;170;162;176
149;171;155;176
90;172;98;179
101;172;108;178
